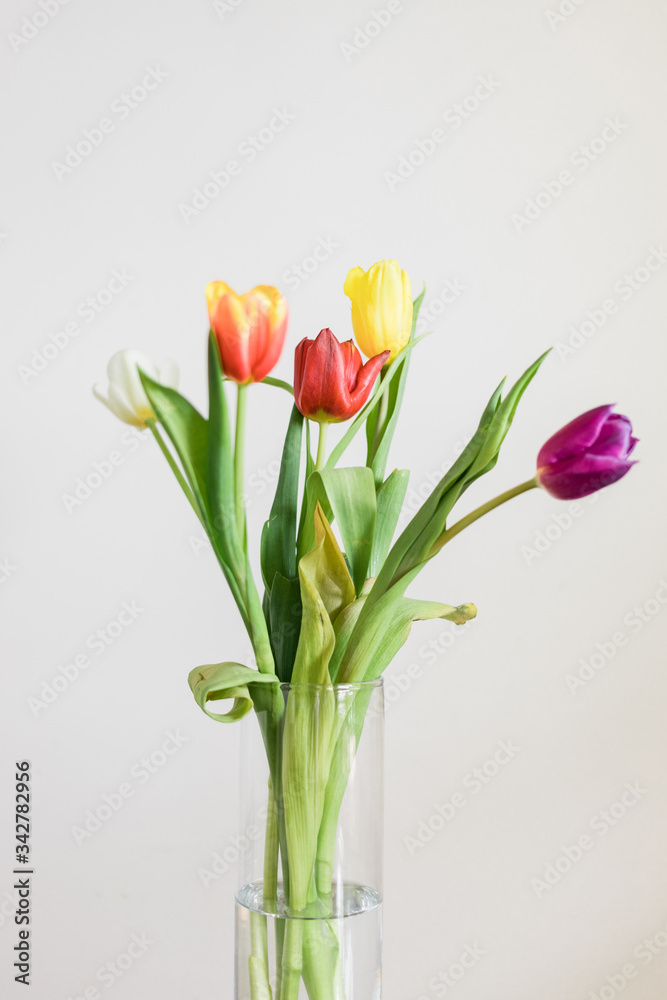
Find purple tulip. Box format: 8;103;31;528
537;404;638;500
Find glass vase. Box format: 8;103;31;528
235;679;384;1000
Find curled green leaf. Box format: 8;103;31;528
188;662;279;723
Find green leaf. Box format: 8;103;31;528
206;333;244;573
261;405;304;589
328;590;369;683
309;467;377;594
139;371;209;522
324;333;430;470
267;572;302;683
365;378;504;610
296;418;315;545
337;591;477;684
187;661;279;723
466;349;551;483
367;286;426;485
260;376;294;395
369;469;409;576
282;683;335;911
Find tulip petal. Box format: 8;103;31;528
590;413;633;458
212;294;252;383
537;404;616;467
205;281;236;324
344;259;413;362
539;453;636;500
107;350;157;416
209;283;288;383
340;339;363;392
349;351;390;416
295;329;348;421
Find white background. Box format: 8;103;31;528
2;0;666;997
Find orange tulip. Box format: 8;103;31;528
206;282;288;384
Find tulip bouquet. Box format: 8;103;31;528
95;260;637;999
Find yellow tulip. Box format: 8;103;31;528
344;259;413;362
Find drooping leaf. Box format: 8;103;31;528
337;590;477;684
188;661;279;723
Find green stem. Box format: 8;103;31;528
368;368;388;465
280;918;303;1000
434;477;539;551
235;383;249;547
314;422;329;471
263;780;279;912
249;913;271;998
146;419;204;526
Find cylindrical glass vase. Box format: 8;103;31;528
235;679;384;1000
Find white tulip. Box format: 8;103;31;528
93;349;179;428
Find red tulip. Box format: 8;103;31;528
206;282;288;384
294;328;389;423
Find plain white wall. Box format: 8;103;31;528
2;0;666;997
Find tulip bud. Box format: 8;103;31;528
294;328;389;423
206;282;288;384
537;404;638;500
344;259;412;362
93;350;179;428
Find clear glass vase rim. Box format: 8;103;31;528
278;678;384;692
